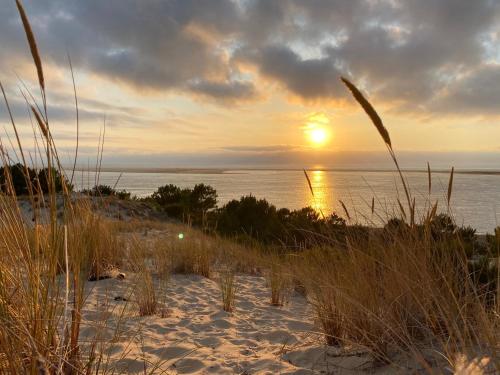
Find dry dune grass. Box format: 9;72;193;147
134;270;158;317
158;232;214;277
266;259;291;307
218;268;237;313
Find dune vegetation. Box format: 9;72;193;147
0;1;497;374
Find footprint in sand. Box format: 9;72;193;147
113;358;147;373
150;344;196;360
196;335;223;348
261;329;298;344
286;319;314;331
212;318;232;329
187;322;215;333
174;358;205;374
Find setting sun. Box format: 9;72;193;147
304;113;331;147
309;128;328;145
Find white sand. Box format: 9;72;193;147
79;274;408;374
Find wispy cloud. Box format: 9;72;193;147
220;144;299;153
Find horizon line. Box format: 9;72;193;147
66;166;500;176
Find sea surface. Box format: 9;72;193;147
74;169;500;234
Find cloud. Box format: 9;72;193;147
0;92;141;126
188;79;257;101
0;0;246;100
236;0;500;112
238;45;345;100
0;0;499;114
220;145;298;153
429;64;500;115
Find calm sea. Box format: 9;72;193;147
74;169;500;234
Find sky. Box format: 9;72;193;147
0;0;499;169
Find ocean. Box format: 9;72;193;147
74;169;500;234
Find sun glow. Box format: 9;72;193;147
304;113;331;147
310;128;328;145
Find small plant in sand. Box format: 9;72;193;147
135;270;158;316
218;268;237;313
267;262;290;306
127;236;162;316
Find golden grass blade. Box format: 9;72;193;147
94;126;102;186
303;169;326;219
429;200;438;221
427;162;431;195
339;200;350;221
340;77;391;148
447;167;454;207
397;198;407;220
15;0;45;93
30;105;48;138
411;197;416;226
97;116;106;186
303;169;314;197
68;53;79;186
112;172;124;191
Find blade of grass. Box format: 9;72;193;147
447;167;454;207
68;53;80;186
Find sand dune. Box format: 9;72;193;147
79;273;412;374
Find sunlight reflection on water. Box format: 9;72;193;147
307;170;331;216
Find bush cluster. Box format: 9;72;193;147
0;163;72;195
212;195;346;248
81;184;131;200
144;184;345;248
143;183;217;226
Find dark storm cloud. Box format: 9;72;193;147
0;0;499;113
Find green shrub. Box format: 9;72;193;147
81;184;131;199
214;195;282;242
213;195;346;248
149;183;217;224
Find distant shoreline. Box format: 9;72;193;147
71;166;500;176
